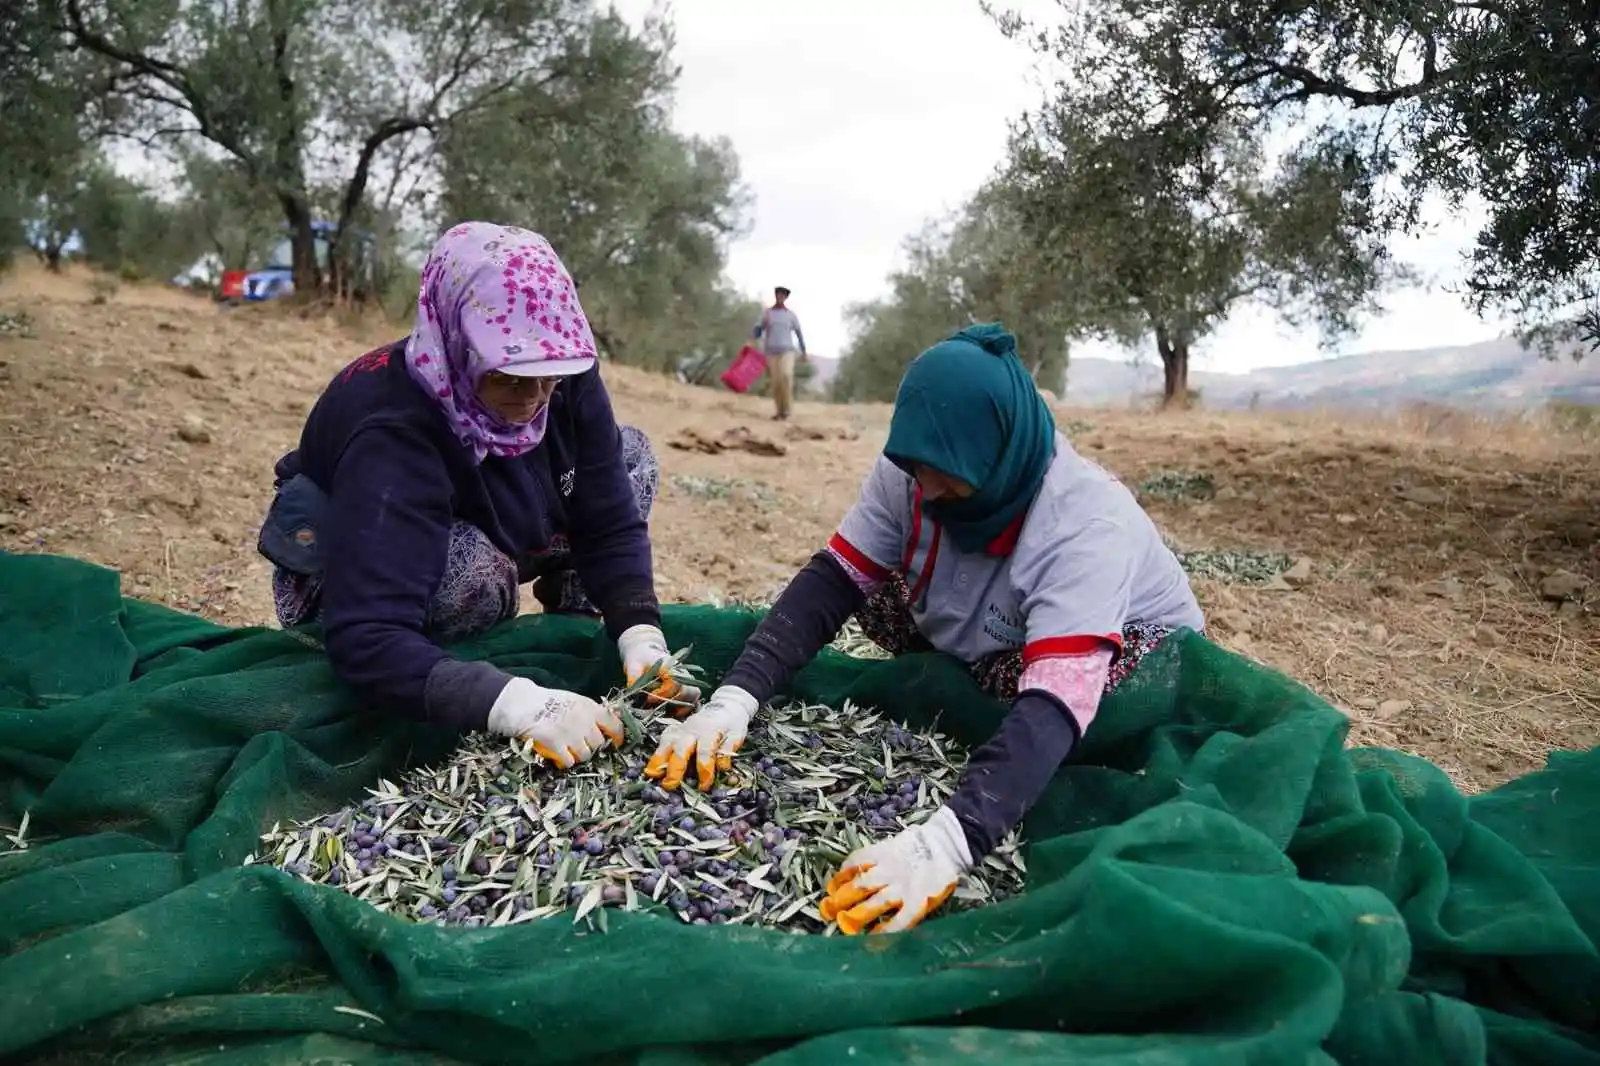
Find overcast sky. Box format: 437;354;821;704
613;0;1511;375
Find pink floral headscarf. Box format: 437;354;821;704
405;222;599;462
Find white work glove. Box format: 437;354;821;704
820;805;973;935
617;623;702;712
486;676;623;769
643;685;757;792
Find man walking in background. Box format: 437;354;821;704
752;286;806;420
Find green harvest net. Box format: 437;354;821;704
1;549;1598;1066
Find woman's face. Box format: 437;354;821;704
913;464;974;502
478;370;559;425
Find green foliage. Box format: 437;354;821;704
436;9;752;374
989;6;1402;404
60;0;676;300
988;0;1600;354
70;165;196;278
831;185;1075;404
173;152;285;272
0;0;91;271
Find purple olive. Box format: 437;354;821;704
640;872;662;894
568;885;586;903
670;891;690;912
442;886;457;903
470;856;489;875
692;917;710;926
711;914;728;924
602;885;625;903
356;858;374;874
418;904;437;918
662;864;679;878
675;850;693;867
677;816;696;831
328;869;343;885
442;862;457;881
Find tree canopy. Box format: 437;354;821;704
831;182;1078;404
3;0;756;378
989;0;1600;354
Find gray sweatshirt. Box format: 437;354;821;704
753;306;805;356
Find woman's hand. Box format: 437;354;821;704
618;624;702;712
486;677;623;768
644;686;757;791
819;806;972;934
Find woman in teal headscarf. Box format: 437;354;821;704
650;323;1205;934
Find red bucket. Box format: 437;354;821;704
719;345;768;393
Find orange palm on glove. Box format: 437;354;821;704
619;624;702;713
820;806;972;934
644;686;756;791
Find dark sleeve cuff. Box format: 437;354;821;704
598;580;663;641
423;658;515;731
722;551;865;703
947;690;1082;860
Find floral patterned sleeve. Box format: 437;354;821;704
1018;647;1114;736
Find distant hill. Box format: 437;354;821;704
1061;334;1600;411
800;332;1599;411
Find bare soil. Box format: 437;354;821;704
3;263;1596;792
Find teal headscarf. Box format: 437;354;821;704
884;323;1056;554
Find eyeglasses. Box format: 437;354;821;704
481;371;555;395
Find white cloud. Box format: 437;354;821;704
615;0;1510;373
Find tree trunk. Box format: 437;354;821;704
280;194;319;295
42;244;64;272
1155;322;1189;408
269;15;321;296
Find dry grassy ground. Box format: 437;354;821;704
2;263;1596;792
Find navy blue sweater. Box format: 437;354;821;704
269;341;660;729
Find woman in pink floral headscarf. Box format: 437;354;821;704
258;222;695;763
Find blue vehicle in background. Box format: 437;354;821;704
221;221;376;302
